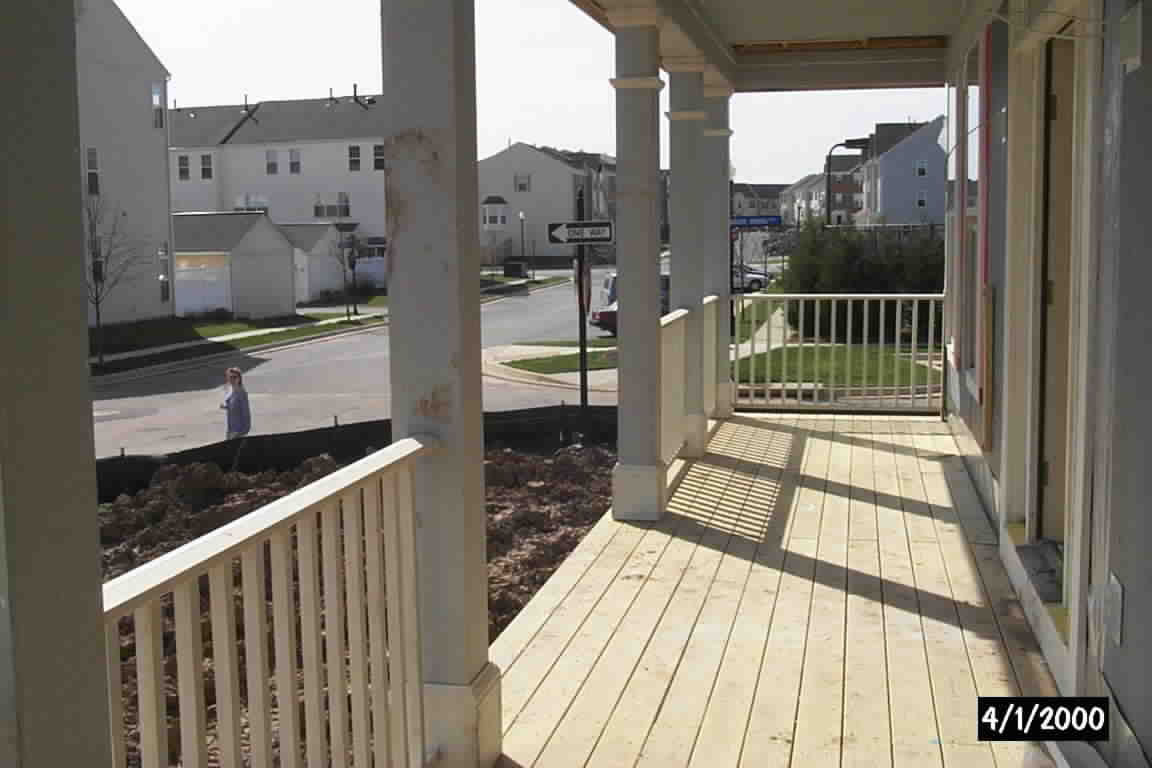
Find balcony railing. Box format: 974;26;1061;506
732;293;946;413
702;295;718;416
103;438;435;768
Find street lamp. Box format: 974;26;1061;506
825;137;870;225
519;210;529;279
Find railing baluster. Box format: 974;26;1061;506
831;299;839;406
929;297;938;409
782;298;791;406
798;298;806;407
321;500;350;768
297;513;326;767
814;299;822;407
174;581;208;768
363;475;393;768
766;298;774;407
381;474;411;768
912;298;921;406
135;603;168;768
343;487;372;768
846;299;854;405
241;546;273;768
862;299;870;402
209;562;243;768
750;296;759;405
105;621;127;768
879;299;886;402
395;466;426;768
895;299;904;408
270;528;300;768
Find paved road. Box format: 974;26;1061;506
92;272;617;458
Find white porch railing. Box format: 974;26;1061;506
702;296;718;417
102;438;435;768
660;308;689;464
733;293;946;413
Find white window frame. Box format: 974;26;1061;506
152;83;164;129
177;154;190;181
289;149;301;175
86;148;100;196
201;154;213;180
348;145;361;172
266;149;279;175
514;173;531;192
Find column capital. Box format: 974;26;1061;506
610;76;665;90
606;7;664;27
662;55;709;72
667;110;709;121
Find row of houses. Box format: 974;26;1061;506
780;116;948;227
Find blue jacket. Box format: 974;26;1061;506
224;388;251;435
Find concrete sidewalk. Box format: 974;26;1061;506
482;345;619;393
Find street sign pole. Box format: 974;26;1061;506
575;189;590;438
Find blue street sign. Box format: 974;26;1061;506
731;215;783;228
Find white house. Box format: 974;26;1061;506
857;116;947;225
779;173;825;225
168;94;390;255
477;143;616;263
76;0;174;326
279;222;348;304
171;212;296;319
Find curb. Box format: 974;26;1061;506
92;317;389;386
482;360;618;394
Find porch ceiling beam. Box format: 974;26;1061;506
735;50;948;91
947;0;1002;73
656;0;738;84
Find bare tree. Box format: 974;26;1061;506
84;196;151;366
327;235;361;320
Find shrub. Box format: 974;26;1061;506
777;221;945;343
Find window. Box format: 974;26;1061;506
177;154;189;181
348;145;361;171
86;148;100;195
266;149;278;175
500;215;507;225
290;149;301;174
514;173;531;192
917;191;928;208
159;250;170;302
373;144;385;170
152;83;164;129
916;160;928;177
338;192;350;217
201;154;213;180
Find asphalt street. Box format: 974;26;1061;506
92;271;616;458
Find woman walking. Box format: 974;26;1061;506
221;367;251;440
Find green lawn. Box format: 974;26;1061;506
92;316;387;375
90;313;330;357
733;344;942;388
516;339;617;348
505;349;618;375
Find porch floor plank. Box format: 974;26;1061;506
494;416;1057;768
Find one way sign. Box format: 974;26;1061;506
548;220;615;245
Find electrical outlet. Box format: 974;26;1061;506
1121;2;1143;75
1107;571;1124;646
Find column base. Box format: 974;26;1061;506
612;462;668;521
714;378;735;418
423;662;502;768
681;412;710;458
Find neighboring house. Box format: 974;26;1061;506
780;173;825;225
477;142;616;262
825;154;864;225
279;222;346;304
857;116;947;225
732;183;788;218
171;212;296;319
168;94;390;250
75;0;174;327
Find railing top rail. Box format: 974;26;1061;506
741;293;946;300
660;308;690;328
702;295;719;306
103;436;437;618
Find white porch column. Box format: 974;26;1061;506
704;88;736;417
668;67;710;456
380;1;500;765
1;2;113;766
610;13;667;521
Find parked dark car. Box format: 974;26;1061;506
590;273;670;336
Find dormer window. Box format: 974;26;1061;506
481;195;509;230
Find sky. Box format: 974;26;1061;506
116;0;945;184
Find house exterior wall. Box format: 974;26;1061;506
307;232;347;300
872;117;947;225
75;0;173;327
171;138;389;239
477;144;585;260
228;219;296;318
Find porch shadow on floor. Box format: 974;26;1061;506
492;414;1058;768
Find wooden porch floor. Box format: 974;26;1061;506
491;415;1058;768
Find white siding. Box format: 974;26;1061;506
477;144;583;260
171;139;389;240
229;219;296;318
76;0;173;326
